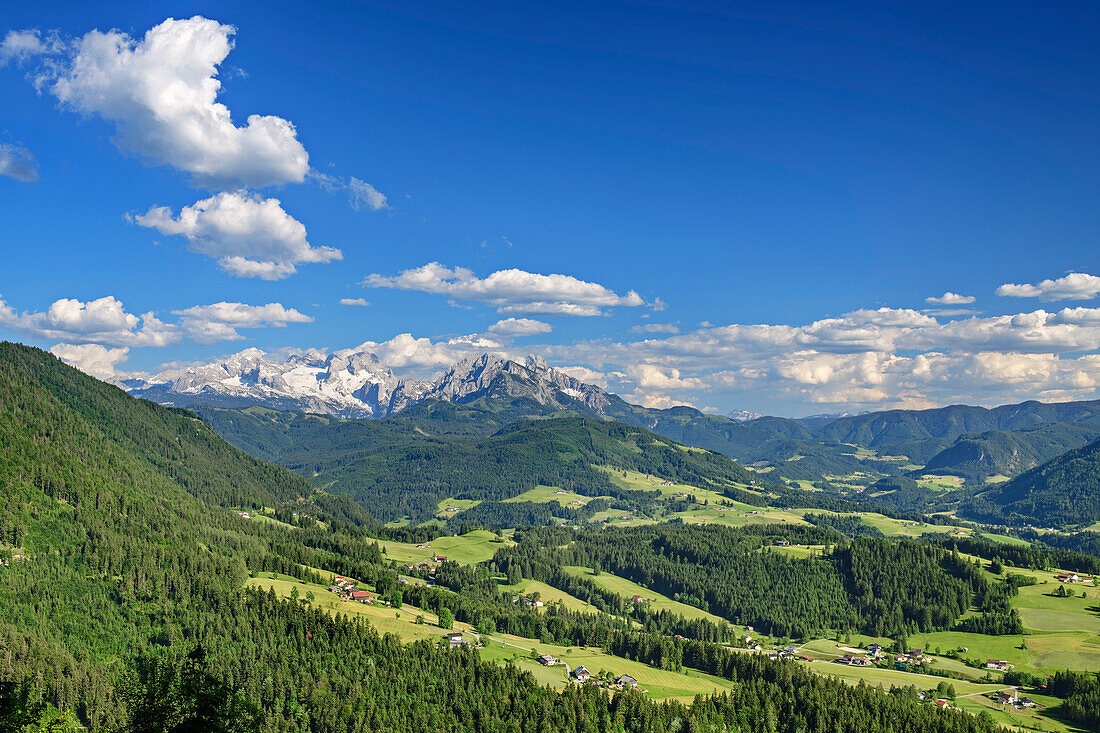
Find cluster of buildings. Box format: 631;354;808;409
768;646;809;662
986;659;1014;672
328;576;371;603
403;558;445;578
234;510;252;519
1055;573;1094;583
515;596;545;608
570;666;638;690
991;689;1036;709
832;644;909;668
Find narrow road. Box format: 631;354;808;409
466;630;571;678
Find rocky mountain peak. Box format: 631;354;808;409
126;348;613;419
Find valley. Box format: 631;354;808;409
4;342;1100;733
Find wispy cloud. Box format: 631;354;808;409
0;143;38;182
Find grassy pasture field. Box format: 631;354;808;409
911;567;1100;676
977;531;1033;547
477;639;741;702
435;497;481;518
250;572;736;702
599;466;751;506
954;692;1085;733
671;506;811;528
796;658;1002;697
496;578;598;614
502;485;607;505
561;566;733;628
856;512;966;538
376;529;511;565
916;474;966;492
248;573;452;644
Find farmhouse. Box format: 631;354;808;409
573;666;590;681
986;660;1013;672
443;632;465;648
349;590;370;601
1056;573;1080;583
615;674;638;688
538;654;561;666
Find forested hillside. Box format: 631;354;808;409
962;437;1100;527
0;342;1006;732
198;406;769;524
494;524;992;639
918;424;1100;483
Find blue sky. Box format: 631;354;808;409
2;1;1100;415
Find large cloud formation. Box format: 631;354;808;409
0;294;311;349
30;17;309;188
133;191;342;279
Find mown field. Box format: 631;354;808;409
375;529;512;565
561;566;736;629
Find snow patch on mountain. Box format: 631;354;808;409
127;347;612;419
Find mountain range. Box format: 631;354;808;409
127;348;609;419
125;347;1100;489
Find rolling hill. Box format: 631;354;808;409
962;436;1100;527
919;424;1100;484
195;405;773;524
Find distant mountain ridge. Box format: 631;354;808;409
125;347;1100;486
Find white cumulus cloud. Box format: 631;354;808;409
171;302;312;343
997;273;1100;301
925;292;975;305
0;294;312;349
339;297;371;307
362;262;646;316
49;343;130;379
0;294;176;347
31;17;308;188
487;318;553;337
133;191;341;280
